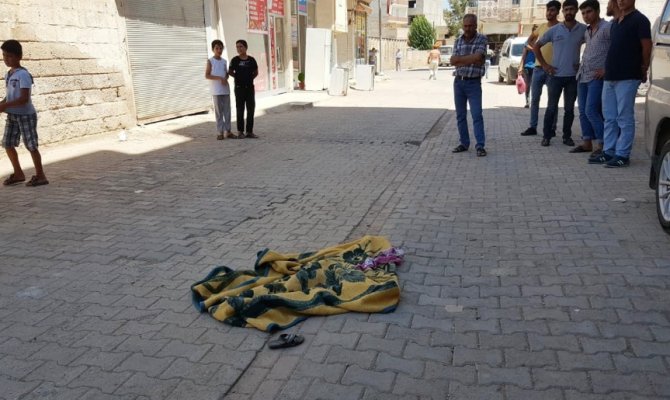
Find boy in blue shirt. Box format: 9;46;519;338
0;40;48;186
519;39;537;108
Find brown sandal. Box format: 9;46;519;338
569;145;592;153
25;176;49;187
3;174;25;186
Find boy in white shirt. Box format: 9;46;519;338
205;40;235;140
1;39;48;187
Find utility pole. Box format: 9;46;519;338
378;0;383;75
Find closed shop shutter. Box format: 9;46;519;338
124;0;210;122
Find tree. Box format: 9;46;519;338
444;0;469;38
408;15;436;50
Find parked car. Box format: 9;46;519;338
644;0;670;233
439;45;453;67
498;36;528;84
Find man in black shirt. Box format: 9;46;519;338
228;40;259;138
590;0;651;167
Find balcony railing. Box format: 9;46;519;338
390;4;408;18
467;5;548;24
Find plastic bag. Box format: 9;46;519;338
516;74;526;95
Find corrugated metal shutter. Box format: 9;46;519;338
124;0;210;122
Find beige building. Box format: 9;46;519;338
367;0;410;71
408;0;447;28
467;0;667;53
0;0;370;144
368;0;410;40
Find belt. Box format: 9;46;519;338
454;75;481;81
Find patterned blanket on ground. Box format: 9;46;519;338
191;236;402;331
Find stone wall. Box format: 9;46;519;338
0;1;134;144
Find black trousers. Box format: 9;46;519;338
234;86;255;133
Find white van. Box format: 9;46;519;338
644;2;670;233
498;36;528;84
439;45;454;67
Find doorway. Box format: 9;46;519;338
271;16;285;90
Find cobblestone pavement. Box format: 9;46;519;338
1;68;669;400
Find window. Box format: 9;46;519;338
408;0;416;8
512;0;520;4
511;43;524;56
468;0;478;6
661;0;670;35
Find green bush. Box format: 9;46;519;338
408;15;436;50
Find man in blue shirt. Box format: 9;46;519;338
519;35;537;109
590;0;651;168
450;14;488;157
533;0;586;147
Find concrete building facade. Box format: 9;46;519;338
408;0;447;28
0;0;370;144
466;0;667;55
0;0;135;144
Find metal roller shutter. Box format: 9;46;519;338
124;0;210;122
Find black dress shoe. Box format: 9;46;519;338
563;137;575;146
541;138;551;146
521;127;537;136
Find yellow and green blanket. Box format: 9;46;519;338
191;236;401;331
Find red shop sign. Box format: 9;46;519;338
248;0;268;33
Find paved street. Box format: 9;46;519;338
1;67;669;400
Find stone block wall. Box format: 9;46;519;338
0;1;134;144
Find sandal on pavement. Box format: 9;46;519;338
452;144;468;153
25;176;49;187
217;133;225;140
563;137;575;146
569;145;592;153
268;333;304;349
3;174;25;186
245;132;259;139
476;148;487;157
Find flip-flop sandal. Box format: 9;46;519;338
3;174;25;186
25;176;49;187
452;144;468;153
268;333;304;349
569;145;592;153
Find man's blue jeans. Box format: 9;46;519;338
544;75;578;140
529;68;557;132
602;80;640;158
578;79;604;143
454;79;485;149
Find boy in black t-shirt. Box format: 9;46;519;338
228;40;259;138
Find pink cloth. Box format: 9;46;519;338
355;247;404;271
